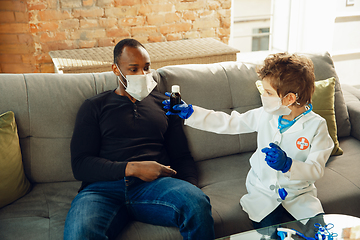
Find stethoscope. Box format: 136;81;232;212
270;131;288;202
269;103;313;202
269;180;288;202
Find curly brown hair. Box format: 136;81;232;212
257;52;315;107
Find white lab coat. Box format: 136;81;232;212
185;106;334;222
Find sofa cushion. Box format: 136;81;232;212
317;137;360;216
342;84;360;141
117;222;182;240
197;153;254;236
0;111;31;208
0;181;80;240
157;63;260;161
312;77;342;155
21;74;96;182
1;72;118;183
306;52;351;138
0;75;30;140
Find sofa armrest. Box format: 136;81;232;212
342;84;360;141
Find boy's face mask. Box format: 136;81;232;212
261;94;292;116
116;64;157;101
256;80;292;116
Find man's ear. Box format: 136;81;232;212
112;64;119;75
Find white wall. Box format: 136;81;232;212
232;0;271;18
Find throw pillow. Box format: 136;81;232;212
0;111;31;208
255;77;342;156
312;77;342;155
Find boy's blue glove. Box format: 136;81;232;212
162;92;194;119
261;143;292;173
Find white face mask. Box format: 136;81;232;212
261;95;292;116
116;64;157;101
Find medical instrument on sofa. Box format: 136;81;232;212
277;223;338;240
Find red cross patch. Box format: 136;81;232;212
296;137;309;150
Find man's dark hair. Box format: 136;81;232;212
113;38;146;64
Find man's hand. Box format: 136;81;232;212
125;161;177;182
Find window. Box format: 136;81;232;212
252;28;270;51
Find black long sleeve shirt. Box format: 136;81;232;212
70;90;198;191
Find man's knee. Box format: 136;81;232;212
64;193;113;239
193;191;211;210
64;209;99;239
179;186;212;219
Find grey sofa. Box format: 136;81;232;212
1;52;360;240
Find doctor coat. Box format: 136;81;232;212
185;106;334;222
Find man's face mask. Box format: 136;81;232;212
116;64;157;101
261;94;292;116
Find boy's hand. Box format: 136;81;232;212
162;92;194;119
261;143;292;173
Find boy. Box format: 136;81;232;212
164;53;334;227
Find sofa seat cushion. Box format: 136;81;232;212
117;222;182;240
197;153;253;236
316;136;360;216
202;179;253;237
323;137;360;189
0;181;80;240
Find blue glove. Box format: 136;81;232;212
261;143;292;173
162;92;194;119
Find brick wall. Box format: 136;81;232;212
0;0;36;73
0;0;231;73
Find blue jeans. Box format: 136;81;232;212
63;177;215;240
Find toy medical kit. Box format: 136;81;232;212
277;223;338;240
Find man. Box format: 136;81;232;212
63;38;215;240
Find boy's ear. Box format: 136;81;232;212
285;93;297;105
255;80;264;95
289;93;298;104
